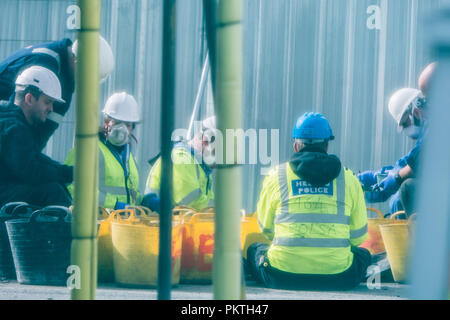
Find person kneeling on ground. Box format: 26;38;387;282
0;66;73;208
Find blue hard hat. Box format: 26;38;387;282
292;112;335;141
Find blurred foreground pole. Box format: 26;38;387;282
210;0;243;300
410;7;450;300
158;0;176;300
71;0;100;300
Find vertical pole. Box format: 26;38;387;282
158;0;177;301
71;0;100;300
410;7;450;300
212;0;243;300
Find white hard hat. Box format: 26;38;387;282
15;66;65;104
202;116;216;131
388;88;424;127
103;92;141;123
72;35;115;83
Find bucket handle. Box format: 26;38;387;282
109;209;135;221
30;206;70;223
173;206;196;216
199;207;214;213
367;207;383;219
98;207;110;220
390;211;407;220
125;205;153;216
0;202;32;216
3;202;40;217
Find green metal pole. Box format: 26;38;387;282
212;0;243;300
158;0;176;300
71;0;100;300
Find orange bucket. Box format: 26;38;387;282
180;208;214;284
360;209;407;254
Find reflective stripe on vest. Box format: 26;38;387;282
179;188;203;206
272;163;348;248
272;238;350;248
275;163;347;225
350;224;368;239
98;143;138;207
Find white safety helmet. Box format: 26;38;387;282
72;35;115;83
15;66;65;104
388;88;424;128
202;116;216;131
103;92;141;123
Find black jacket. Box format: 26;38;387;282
0;39;75;150
0;102;73;189
289;147;342;187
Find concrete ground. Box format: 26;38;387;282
0;280;408;300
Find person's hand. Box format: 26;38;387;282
365;174;401;203
141;193;160;213
357;171;378;190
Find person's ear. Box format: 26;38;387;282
293;141;299;153
24;92;35;106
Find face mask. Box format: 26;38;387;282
107;123;130;146
202;144;216;166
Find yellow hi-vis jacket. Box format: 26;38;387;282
65;141;141;209
257;162;368;275
145;143;214;211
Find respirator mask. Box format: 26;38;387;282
107;123;130;147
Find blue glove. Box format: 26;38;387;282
357;171;378;190
365;174;401;203
141;193;160;213
364;190;388;203
379;165;394;175
114;202;128;210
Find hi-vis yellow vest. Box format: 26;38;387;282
257;162;368;275
145;143;214;211
65;141;141;209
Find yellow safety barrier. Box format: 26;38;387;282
379;213;416;283
111;209;182;287
360;209;407;254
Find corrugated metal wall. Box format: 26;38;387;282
0;0;445;212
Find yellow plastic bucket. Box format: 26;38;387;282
111;209;182;287
180;209;215;284
379;214;416;282
70;206;116;283
360;209;407;254
240;212;271;259
97;207;114;283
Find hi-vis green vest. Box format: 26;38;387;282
65;141;141;209
145;144;214;211
257;162;368;275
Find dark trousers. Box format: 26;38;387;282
399;178;416;217
247;243;372;291
0;183;72;208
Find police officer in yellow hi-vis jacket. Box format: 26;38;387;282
65;92;141;210
248;112;370;290
142;116;216;212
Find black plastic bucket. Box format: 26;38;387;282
6;206;72;286
0;202;37;280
